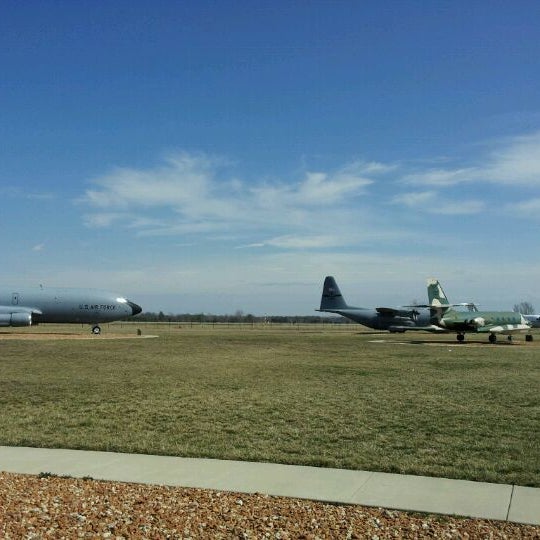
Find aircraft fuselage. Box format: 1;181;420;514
437;310;529;333
0;287;142;328
324;307;432;331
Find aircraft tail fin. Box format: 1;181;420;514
427;278;451;307
426;278;453;326
319;276;349;310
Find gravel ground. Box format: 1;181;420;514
0;472;538;539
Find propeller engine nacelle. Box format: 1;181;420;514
469;317;486;327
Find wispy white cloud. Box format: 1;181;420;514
391;191;484;215
236;242;266;249
484;132;540;185
83;212;125;228
81;152;380;248
297;170;372;205
261;235;342;249
391;191;437;206
436;200;485;215
507;197;540;216
1;187;56;200
402;168;476;187
248;162;374;211
77;133;540;260
401;131;540;187
82;153;215;210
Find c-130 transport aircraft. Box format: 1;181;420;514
0;286;142;334
316;276;435;332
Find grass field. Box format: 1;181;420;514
0;323;538;487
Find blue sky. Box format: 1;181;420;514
2;1;540;314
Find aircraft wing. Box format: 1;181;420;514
375;307;420;316
0;306;42;315
375;307;402;315
476;324;530;334
403;303;477;310
388;324;448;333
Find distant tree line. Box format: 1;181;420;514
135;311;349;324
134;301;537;323
513;302;535;315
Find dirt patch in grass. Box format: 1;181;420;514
0;332;153;340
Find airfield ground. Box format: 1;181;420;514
1;322;539;537
0;322;538;487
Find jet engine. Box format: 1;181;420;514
0;312;33;327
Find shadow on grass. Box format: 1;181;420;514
408;339;529;346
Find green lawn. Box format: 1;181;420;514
0;323;538;486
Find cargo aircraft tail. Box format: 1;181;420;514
319;276;354;311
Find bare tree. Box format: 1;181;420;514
513;301;535;314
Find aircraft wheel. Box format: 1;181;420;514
457;333;465;342
489;333;497;344
526;334;533;342
92;325;101;335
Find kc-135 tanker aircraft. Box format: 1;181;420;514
0;286;142;334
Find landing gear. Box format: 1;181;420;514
489;333;497;344
526;334;534;342
507;335;513;342
456;333;465;343
92;325;101;335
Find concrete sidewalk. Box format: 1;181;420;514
0;446;538;526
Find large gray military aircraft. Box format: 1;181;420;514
316;276;434;332
0;286;142;334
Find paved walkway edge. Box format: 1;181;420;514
0;446;538;526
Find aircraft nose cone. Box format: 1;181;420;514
128;301;142;316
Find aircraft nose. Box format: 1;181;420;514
127;300;142;316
